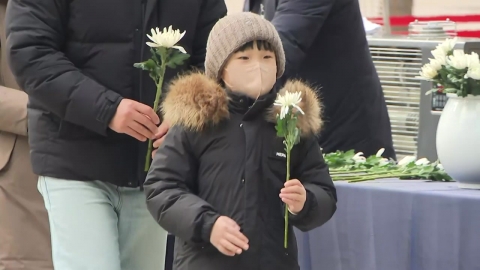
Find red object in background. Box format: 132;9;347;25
367;14;480;37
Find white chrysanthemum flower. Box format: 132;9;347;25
431;49;447;65
429;58;443;71
376;148;385;157
466;66;480;80
375;148;389;165
466;52;480;69
398;156;416;166
146;26;186;53
447;50;469;70
418;64;439;80
352;152;366;163
274;91;305;119
415;158;430;166
379;158;390;166
435;37;457;55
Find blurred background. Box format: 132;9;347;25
224;0;480;162
225;0;480;37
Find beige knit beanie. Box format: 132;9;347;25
205;12;285;81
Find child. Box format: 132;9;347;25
144;12;337;270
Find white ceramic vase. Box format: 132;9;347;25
436;94;480;189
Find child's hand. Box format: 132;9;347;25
279;179;306;214
151;120;170;158
210;216;249;256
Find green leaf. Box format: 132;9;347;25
275;115;287;137
425;88;439;95
443;88;459;94
150;48;161;65
343;150;356;160
133;59;156;71
157;47;168;59
287;116;297;133
293;128;301;145
438;68;450;82
468;78;480;96
166;51;190;69
446;65;468;77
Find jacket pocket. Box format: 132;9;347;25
268;153;287;178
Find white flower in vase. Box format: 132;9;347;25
429;58;444;71
466;52;480;69
431;49;447;65
146;26;187;53
447;50;469;70
418;64;439;80
466;66;480;80
434;37;457;55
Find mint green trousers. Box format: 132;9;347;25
38;176;167;270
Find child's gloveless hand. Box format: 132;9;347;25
279;179;307;214
210;216;249;256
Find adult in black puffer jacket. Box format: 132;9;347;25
5;0;226;269
246;0;396;159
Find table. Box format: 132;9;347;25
295;179;480;270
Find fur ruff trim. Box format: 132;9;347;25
162;72;323;136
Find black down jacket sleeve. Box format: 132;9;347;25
144;125;220;243
271;0;335;77
5;0;122;136
189;0;227;69
289;137;337;231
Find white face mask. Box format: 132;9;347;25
221;46;277;99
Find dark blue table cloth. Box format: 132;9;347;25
295;179;480;270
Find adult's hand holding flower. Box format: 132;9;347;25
135;25;190;170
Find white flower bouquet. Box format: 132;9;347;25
418;37;480;97
324;149;452;183
134;26;190;171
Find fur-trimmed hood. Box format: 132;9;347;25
161;73;323;137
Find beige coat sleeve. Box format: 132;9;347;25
0;86;28;136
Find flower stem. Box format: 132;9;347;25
329;169;369;174
332;168;402;177
331;173;412;182
347;173;412;182
334;170;395;179
284;146;291;249
144;63;166;172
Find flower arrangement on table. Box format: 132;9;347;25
416;37;480;187
418;37;480;97
134;26;190;171
324;149;452;183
